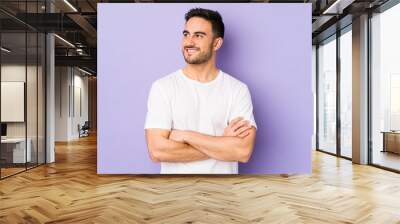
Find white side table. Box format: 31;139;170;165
1;138;32;163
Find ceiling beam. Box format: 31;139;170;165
55;55;96;70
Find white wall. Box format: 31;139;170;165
55;66;69;141
1;65;26;133
1;65;42;137
55;67;89;141
70;71;89;138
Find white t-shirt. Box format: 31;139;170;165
144;69;257;174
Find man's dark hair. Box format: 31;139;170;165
185;8;225;39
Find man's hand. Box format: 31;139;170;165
169;117;252;142
146;129;209;162
169;129;187;142
166;117;256;163
224;117;252;138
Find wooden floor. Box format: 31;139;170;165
1;135;400;223
0;167;26;178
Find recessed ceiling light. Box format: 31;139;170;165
322;0;342;14
54;34;75;48
78;67;93;76
1;47;11;53
63;0;78;12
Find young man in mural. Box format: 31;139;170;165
144;8;257;174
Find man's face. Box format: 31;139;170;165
182;17;215;65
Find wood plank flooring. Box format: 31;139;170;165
1;167;26;178
1;134;400;223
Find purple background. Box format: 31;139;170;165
98;3;312;174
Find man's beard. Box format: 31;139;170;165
183;44;213;64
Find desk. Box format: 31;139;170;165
1;138;31;163
381;131;400;154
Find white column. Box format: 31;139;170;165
352;14;369;164
46;1;55;163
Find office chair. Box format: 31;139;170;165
79;121;90;138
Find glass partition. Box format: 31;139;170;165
38;32;45;165
27;31;38;169
317;35;337;154
1;31;28;177
0;1;46;179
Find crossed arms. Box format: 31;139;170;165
145;117;256;163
